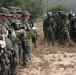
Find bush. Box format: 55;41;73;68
49;5;69;13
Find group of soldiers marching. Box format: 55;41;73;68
0;6;38;75
43;11;76;46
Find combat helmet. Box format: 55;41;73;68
8;6;18;13
0;7;12;16
47;12;52;17
22;11;31;17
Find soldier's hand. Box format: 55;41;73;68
16;29;25;33
8;51;12;57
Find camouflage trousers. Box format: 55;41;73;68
47;30;55;46
10;45;19;75
0;53;10;75
21;41;31;65
44;31;48;41
64;30;70;40
60;30;70;44
18;44;23;64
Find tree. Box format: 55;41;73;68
22;0;45;19
49;5;69;13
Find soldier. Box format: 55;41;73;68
0;26;10;75
72;14;76;42
0;37;7;75
0;7;13;55
55;12;63;42
43;12;56;46
21;11;32;66
61;13;71;44
53;13;60;42
7;6;24;74
16;7;22;21
54;12;63;42
0;7;15;75
68;12;75;39
15;7;24;65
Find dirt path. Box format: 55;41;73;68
18;22;76;75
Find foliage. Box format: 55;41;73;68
26;31;36;39
49;5;69;13
21;0;46;19
13;36;21;47
25;31;36;45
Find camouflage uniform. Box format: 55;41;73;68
68;12;75;39
73;17;76;39
21;11;32;65
0;26;10;75
53;12;63;42
43;19;48;41
0;7;13;75
61;14;70;43
6;6;19;74
43;12;56;46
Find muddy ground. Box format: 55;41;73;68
18;22;76;75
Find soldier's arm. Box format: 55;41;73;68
43;20;46;32
16;29;25;33
68;21;70;31
60;20;64;32
53;20;57;29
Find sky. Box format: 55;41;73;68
44;0;76;13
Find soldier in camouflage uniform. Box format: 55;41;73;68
43;12;56;46
54;11;63;42
0;11;11;75
61;13;71;44
15;7;24;65
72;14;76;42
7;6;24;74
21;11;32;66
68;12;75;40
0;7;13;75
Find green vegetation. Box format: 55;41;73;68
49;5;69;13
